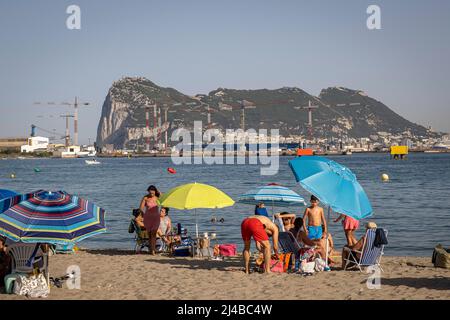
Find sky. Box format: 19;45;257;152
1;0;449;144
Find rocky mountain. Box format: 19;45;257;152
96;77;439;149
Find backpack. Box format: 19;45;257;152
432;244;450;269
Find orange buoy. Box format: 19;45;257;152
167;167;176;174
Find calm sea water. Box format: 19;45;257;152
1;153;449;257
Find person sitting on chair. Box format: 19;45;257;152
341;221;377;269
292;218;316;246
274;212;296;232
0;237;11;288
157;207;172;246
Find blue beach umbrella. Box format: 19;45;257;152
288;156;373;268
0;189;18;201
0;190;106;245
288;156;373;219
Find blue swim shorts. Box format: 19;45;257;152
307;226;323;240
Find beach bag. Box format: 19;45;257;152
314;257;326;272
128;221;135;234
219;244;237;257
260;259;284;273
13;273;49;298
432;244;450;269
300;260;315;274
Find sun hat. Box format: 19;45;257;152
366;221;377;229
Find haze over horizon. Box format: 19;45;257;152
1;0;449;144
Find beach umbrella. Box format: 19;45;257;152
0;190;106;244
288;156;373;267
0;189;18;201
158;182;234;239
237;183;306;224
238;183;306;207
288;156;372;219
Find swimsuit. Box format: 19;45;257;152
307;225;323;240
241;218;269;242
143;197;160;232
342;216;359;231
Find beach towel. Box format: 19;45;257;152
374;228;388;248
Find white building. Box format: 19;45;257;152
52;145;81;158
21;136;49;153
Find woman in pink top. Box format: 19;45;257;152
139;185;161;255
334;213;360;246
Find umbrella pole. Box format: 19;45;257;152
325;206;331;269
195;209;199;258
272;201;274;222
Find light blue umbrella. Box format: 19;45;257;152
288;156;372;219
288;156;373;268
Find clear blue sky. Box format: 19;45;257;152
1;0;449;144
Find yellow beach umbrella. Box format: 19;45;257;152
158;182;234;239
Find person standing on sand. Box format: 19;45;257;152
334;213;359;246
302;195;327;240
241;215;279;274
139;185;161;255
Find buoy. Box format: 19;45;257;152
10;173;16;179
34;167;41;173
381;173;389;182
167;167;176;174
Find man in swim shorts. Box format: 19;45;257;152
241;215;279;274
302;195;327;240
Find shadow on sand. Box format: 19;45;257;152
144;257;244;272
380;277;450;291
83;249;137;256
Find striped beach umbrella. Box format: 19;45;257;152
238;183;306;207
0;190;106;245
0;189;18;201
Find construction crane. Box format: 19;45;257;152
301;100;319;141
60;114;74;147
34;97;90;146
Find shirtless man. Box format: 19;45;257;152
302;195;327;240
241;215;279;274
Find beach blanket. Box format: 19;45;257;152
432;244;450;269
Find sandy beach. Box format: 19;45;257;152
1;250;449;300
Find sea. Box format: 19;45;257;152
1;153;449;257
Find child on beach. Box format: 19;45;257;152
302;195;327;240
334;213;359;246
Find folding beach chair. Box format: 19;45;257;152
131;218;150;253
343;228;388;272
279;231;301;257
278;231;318;272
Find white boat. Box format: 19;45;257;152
85;159;101;165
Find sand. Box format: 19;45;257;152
1;249;449;300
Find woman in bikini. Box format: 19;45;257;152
139;185;161;255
